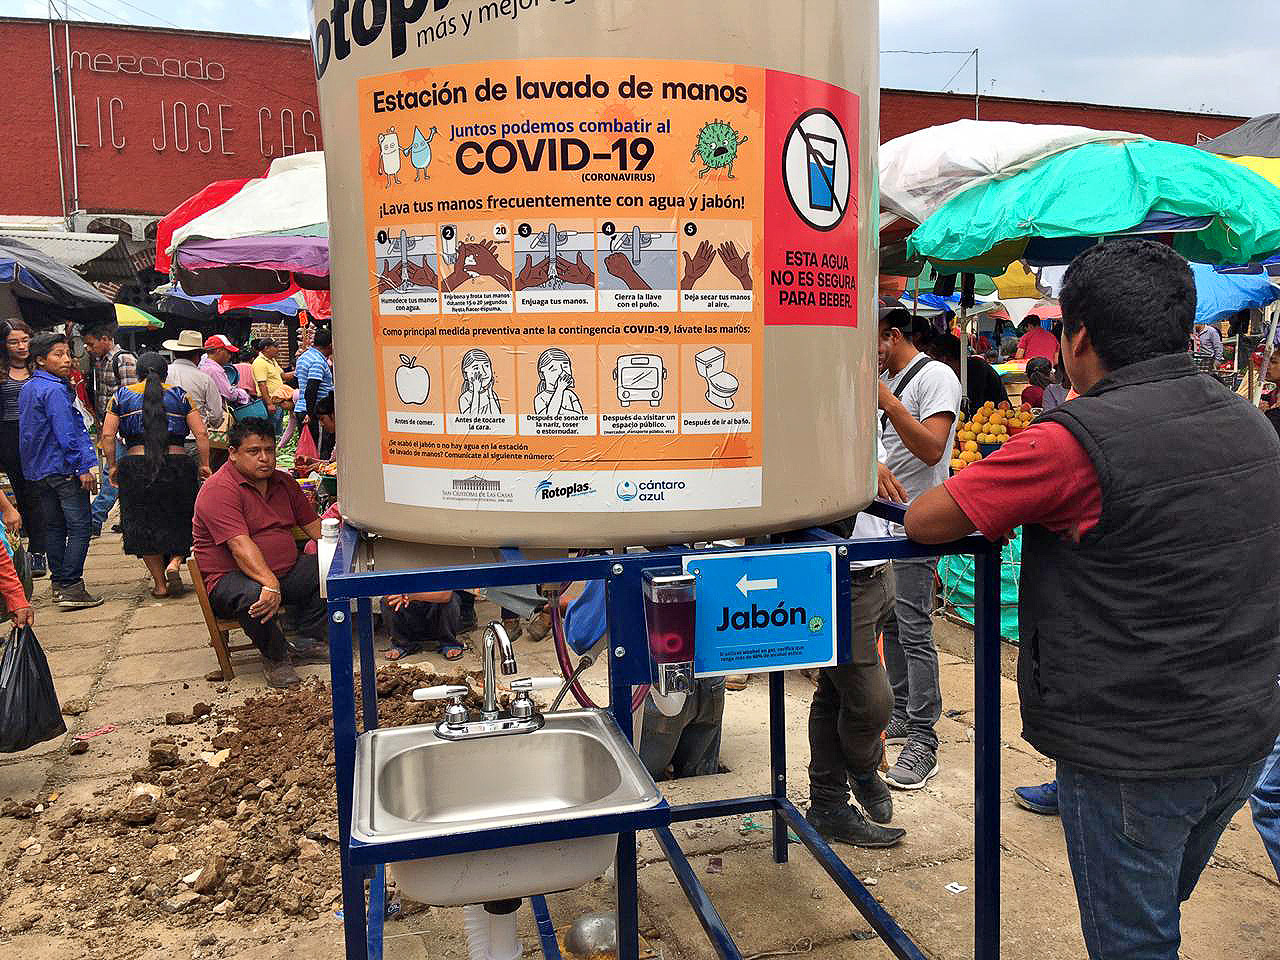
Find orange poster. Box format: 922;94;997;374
359;58;772;511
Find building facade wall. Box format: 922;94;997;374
0;18;1249;221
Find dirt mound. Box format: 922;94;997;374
0;666;487;934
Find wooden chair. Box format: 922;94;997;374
188;555;257;680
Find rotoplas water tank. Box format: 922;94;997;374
307;0;880;549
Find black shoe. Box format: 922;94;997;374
287;637;329;664
806;803;905;848
850;771;894;824
54;581;104;609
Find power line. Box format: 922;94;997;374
103;0;184;30
940;51;977;92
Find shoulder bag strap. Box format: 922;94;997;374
880;354;934;432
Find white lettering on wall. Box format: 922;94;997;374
72;50;227;82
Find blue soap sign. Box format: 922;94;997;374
684;546;837;676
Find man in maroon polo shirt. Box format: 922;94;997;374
193;418;327;688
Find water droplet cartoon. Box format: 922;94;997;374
405;126;437;182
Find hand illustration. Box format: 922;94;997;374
468;239;512;289
443;255;474;292
718;241;752;290
605;252;651;291
681;240;716;290
516;255;552;291
407;260;438;289
557;253;596;287
377;263;403;293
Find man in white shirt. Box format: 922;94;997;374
806;435;909;848
162;329;225;434
876;308;961;790
1192;320;1223;367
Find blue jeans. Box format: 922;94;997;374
883;556;942;751
1249;730;1280;881
90;439;126;529
1058;759;1264;959
33;474;93;588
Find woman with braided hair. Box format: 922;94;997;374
101;352;210;598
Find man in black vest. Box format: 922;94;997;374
904;240;1280;959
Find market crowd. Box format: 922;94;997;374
0;241;1275;960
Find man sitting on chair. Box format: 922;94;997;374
192;418;328;689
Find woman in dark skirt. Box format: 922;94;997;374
101;353;211;598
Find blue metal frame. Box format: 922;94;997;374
324;503;1003;960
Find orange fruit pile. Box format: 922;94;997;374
950;401;1035;472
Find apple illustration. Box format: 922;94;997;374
395;355;431;405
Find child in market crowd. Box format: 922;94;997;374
905;240;1280;959
1021;356;1053;407
876;308;962;790
19;332;103;610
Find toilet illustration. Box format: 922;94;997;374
694;347;740;410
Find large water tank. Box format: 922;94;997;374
308;0;879;548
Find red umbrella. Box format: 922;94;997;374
154;177;253;273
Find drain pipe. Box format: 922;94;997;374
463;900;522;960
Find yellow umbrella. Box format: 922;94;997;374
1228;155;1280;189
114;304;163;328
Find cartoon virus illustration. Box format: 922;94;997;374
691;120;750;179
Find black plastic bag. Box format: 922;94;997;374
0;538;34;619
0;626;66;753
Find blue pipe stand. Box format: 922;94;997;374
324;502;1003;960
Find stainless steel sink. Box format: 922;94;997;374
352;708;663;906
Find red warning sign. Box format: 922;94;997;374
763;70;860;327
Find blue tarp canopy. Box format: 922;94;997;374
1192;262;1280;324
0;238;110;307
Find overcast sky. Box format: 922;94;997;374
4;0;1276;117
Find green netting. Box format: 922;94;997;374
937;527;1021;642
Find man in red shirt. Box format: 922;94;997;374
904;240;1280;960
1014;314;1059;362
193;418;326;688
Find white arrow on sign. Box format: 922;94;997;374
736;574;779;597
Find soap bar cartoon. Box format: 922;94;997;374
378;129;403;187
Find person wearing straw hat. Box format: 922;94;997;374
162;330;224;444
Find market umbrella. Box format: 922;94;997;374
1197;114;1280;159
1191;262;1280;325
114;304;163;328
154;285;303;320
880;119;1147;227
0;237;111;307
907;140;1280;271
154;177;253;274
168;153;329;296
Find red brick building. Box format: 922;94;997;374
0;16;1249;230
2;16;321;226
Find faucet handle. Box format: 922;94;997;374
510;677;561;693
413;684;469;702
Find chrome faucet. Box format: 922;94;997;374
481;621;518;719
413;621;561;741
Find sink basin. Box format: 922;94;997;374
352;709;663;906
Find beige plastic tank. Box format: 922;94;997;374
308;0;879;551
